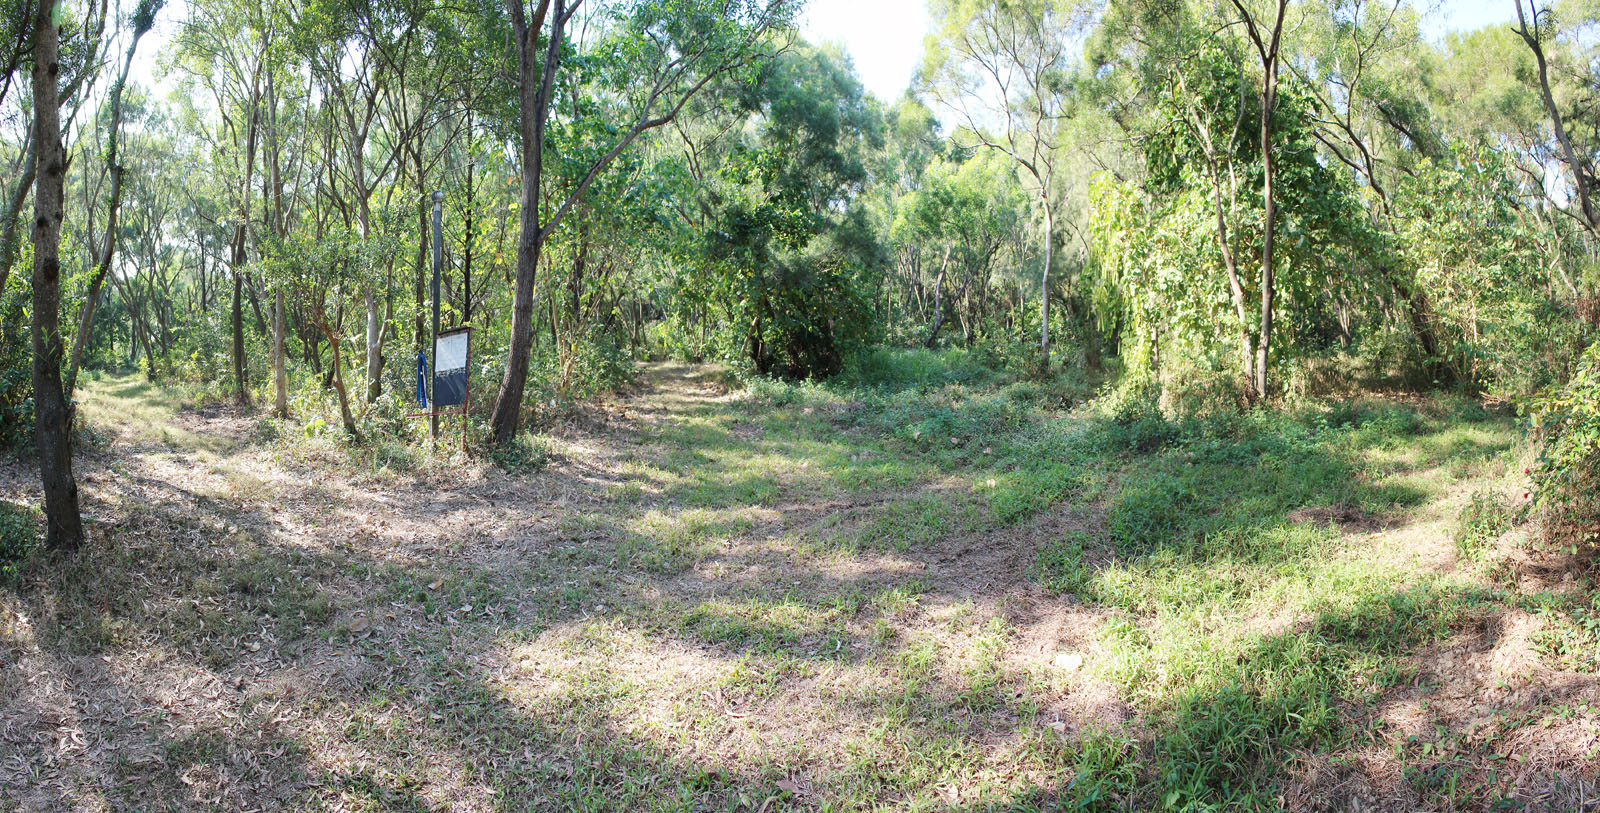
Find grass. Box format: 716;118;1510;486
2;356;1595;811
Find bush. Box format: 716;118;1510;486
1526;341;1600;565
0;501;39;583
0;281;33;451
835;347;999;392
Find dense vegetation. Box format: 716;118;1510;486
1;0;1597;542
2;0;1600;807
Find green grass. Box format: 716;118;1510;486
7;354;1577;812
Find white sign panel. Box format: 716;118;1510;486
435;331;469;374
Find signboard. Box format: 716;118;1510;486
433;328;470;408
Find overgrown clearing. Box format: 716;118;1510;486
3;360;1598;810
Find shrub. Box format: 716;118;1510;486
0;501;39;583
1526;341;1600;566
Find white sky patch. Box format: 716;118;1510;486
800;0;931;103
1421;0;1518;42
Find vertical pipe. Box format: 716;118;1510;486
430;190;443;442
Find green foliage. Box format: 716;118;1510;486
0;280;32;450
1530;592;1600;671
685;45;886;380
1090;42;1375;400
1393;148;1584;394
834;347;1002;391
0;500;38;583
1030;530;1097;596
1525;340;1600;559
487;433;552;474
1455;490;1515;561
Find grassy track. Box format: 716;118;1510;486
2;358;1597;811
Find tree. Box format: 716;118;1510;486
923;0;1094;373
65;0;164;398
32;0;85;550
685;44;886;378
488;0;796;446
1231;0;1291;398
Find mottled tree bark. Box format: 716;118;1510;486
31;0;84;551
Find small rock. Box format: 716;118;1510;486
1051;652;1084;671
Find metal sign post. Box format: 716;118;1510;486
407;191;471;452
429;190;443;444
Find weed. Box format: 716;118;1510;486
1456;490;1516;561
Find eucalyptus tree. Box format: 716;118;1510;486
893;150;1025;347
0;0;107;296
1515;0;1600;235
32;0;83;549
1230;0;1291;397
922;0;1095;372
489;0;798;446
175;0;280;404
1087;7;1371;398
65;0;164;398
686;44;885;377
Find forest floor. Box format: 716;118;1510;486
2;362;1599;811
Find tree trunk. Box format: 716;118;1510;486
232;266;248;405
924;245;952;348
490;0;565;446
1255;92;1277;399
272;288;288;418
315;310;360;437
364;291;382;403
67;11;157;398
31;1;84;551
1039;199;1054;374
463;139;474;324
66;162;125;398
1232;0;1288;400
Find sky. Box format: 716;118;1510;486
800;0;1523;103
122;0;1523;107
799;0;933;103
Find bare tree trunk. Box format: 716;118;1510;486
491;0;564;446
1039;199;1054;374
1255;103;1277;399
315;310;360;437
272;289;288;418
924;245;952;348
1517;0;1599;232
365;288;382;402
1233;0;1288;399
230;66;260;406
31;0;84;551
463;126;474;324
232;266;249;405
